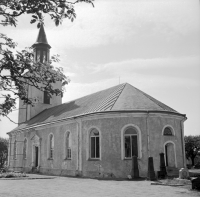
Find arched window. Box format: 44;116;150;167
23;138;27;159
163;127;173;136
90;129;100;159
124;127;138;158
13;140;17;159
65;132;71;159
49;134;54;159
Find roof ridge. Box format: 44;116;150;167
96;83;126;111
84;83;126;114
62;83;125;105
110;83;127;110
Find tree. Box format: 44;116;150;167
0;137;8;169
185;135;200;166
0;0;94;122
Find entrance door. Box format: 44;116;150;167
35;146;39;167
165;143;175;167
31;135;40;168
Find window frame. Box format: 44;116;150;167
88;127;101;160
162;125;175;136
23;138;27;159
124;131;138;158
48;134;54;160
121;124;142;160
64;131;72;160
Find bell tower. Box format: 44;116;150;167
32;24;51;63
18;24;62;124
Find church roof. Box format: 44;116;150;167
10;83;185;133
32;24;51;48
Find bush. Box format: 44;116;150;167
0;172;27;178
194;162;200;169
187;164;192;169
5;173;15;178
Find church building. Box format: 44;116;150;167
7;25;187;178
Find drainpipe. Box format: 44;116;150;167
7;136;11;167
79;119;82;173
146;111;150;157
27;84;31;121
180;117;187;168
76;119;79;172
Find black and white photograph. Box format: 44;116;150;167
0;0;200;196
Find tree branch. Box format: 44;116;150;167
3;115;17;124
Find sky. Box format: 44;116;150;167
0;0;199;138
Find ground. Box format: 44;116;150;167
0;174;199;197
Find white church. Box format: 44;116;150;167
7;25;187;178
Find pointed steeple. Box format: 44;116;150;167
36;24;49;44
32;24;51;63
32;24;51;49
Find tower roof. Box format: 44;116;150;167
9;83;186;133
32;24;51;48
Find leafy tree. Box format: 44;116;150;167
0;0;94;122
185;135;200;166
0;137;8;168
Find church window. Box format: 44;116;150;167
23;138;27;159
49;134;54;159
44;91;50;104
124;127;138;158
13;140;17;159
163;127;173;136
90;129;100;159
65;132;71;159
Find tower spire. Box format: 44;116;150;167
35;24;49;45
32;24;51;48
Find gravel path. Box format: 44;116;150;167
0;174;199;197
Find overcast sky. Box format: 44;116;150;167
0;0;199;138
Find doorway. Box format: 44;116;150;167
165;142;176;167
31;134;40;169
35;146;39;167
